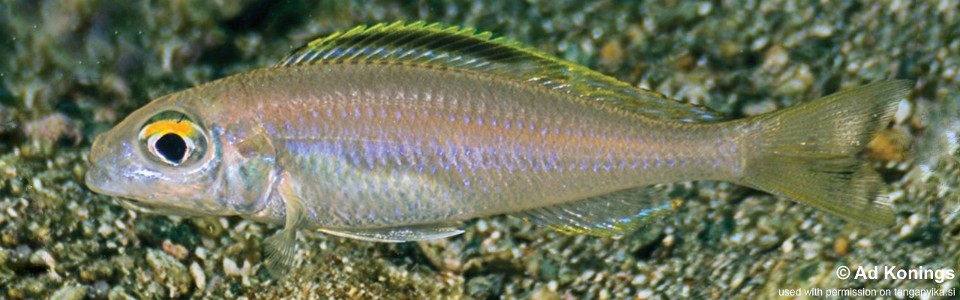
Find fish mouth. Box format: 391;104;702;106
115;197;158;213
114;197;207;217
84;166;118;196
84;166;188;216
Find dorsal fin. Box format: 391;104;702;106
277;21;721;122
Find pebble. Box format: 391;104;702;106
833;237;849;256
662;233;675;248
145;249;191;297
49;285;88;300
897;214;925;240
599;39;624;67
810;24;834;38
475;219;489;233
11;245;32;266
758;234;782;250
781;238;795;254
856;238;872;249
894;98;913;124
866;129;910;161
697;2;712;16
190;262;206;291
222;257;253;277
598;288;611;300
742;100;778;116
763;45;789;70
194;247;208;261
466;274;504;299
97;224;115;237
223;257;241;276
89;281;110;299
108;285;136;300
529;286;561;300
775;64;814;95
29;249;57;270
800;242;823;260
162;239;189;261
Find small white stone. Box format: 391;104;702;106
599;289;611;300
6;207;19;218
194;247;207;261
476;220;489;232
580;270;596;283
697;2;712;16
801;242;822;260
31;177;43;191
241;260;253;276
811;24;834;38
114;220;126;231
894;98;913;124
223;257;242;277
30;249;56;269
762;45;789;69
662;234;675;248
898;224;914;239
190;262;206;291
907;213;922;226
97;224;114;237
781;238;795;253
888;190;905;202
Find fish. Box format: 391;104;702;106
85;21;912;275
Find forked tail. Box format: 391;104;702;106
740;80;913;226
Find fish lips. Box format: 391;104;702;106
115;197;209;217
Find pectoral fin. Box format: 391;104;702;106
263;171;306;278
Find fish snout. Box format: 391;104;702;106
88;133;109;163
86;133;127;195
85;160;114;194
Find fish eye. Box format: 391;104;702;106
154;133;188;164
138;111;207;167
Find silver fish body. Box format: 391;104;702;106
219;64;736;226
86;22;911;274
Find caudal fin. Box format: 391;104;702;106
741;80;913;226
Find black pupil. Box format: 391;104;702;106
155;133;187;163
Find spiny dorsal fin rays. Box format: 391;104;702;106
277;21;721;123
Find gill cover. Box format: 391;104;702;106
217;122;279;215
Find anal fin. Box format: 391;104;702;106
318;222;464;243
513;186;679;237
